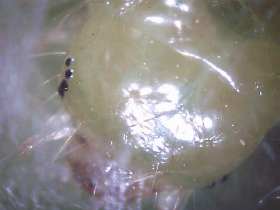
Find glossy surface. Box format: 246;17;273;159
1;0;280;209
58;0;280;208
60;0;280;190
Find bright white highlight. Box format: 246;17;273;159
121;83;217;156
176;50;240;92
145;16;164;24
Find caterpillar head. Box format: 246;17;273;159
58;0;280;207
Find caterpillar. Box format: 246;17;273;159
1;0;280;209
58;0;280;208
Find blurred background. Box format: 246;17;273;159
0;0;93;209
0;0;279;209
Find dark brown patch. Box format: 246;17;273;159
75;133;87;145
69;161;96;195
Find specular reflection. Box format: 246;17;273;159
122;79;219;157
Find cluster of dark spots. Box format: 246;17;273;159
58;79;68;97
64;57;74;79
206;174;230;189
58;56;75;97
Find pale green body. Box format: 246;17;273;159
60;0;280;196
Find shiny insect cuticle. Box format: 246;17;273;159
58;79;68;97
59;57;74;97
56;0;280;208
65;69;74;79
2;0;278;209
65;57;73;67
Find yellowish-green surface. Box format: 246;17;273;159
60;0;280;191
1;0;280;209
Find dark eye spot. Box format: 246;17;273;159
65;69;74;79
65;57;73;67
58;79;68;97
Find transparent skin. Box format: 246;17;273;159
1;0;280;209
58;0;280;208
